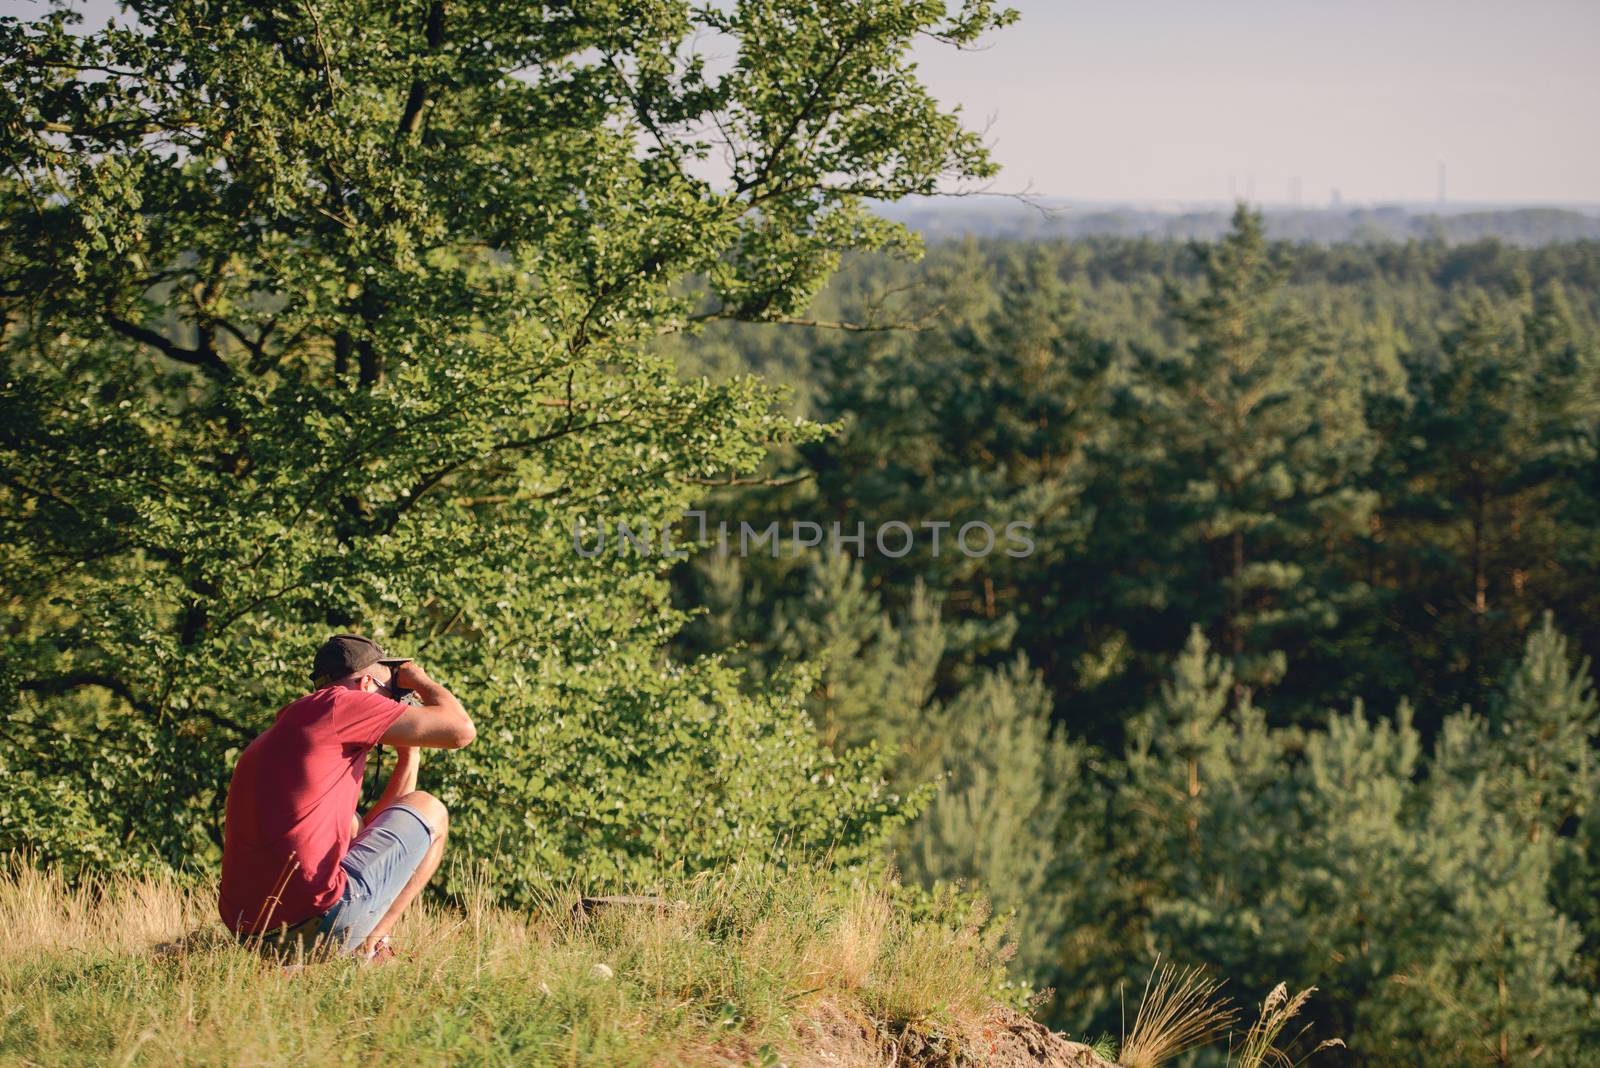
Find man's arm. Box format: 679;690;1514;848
360;744;420;828
378;663;476;749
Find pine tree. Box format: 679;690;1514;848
770;553;948;759
798;243;1114;727
1072;627;1291;1031
1125;625;1235;854
1489;613;1598;841
1094;205;1380;716
1104;638;1598;1062
1488;615;1600;1014
1374;284;1600;723
1377;736;1593;1066
1554;803;1600;1003
898;658;1090;984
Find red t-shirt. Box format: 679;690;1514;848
218;686;408;932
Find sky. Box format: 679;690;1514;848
908;0;1600;205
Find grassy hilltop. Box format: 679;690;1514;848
0;861;1043;1067
0;861;1332;1068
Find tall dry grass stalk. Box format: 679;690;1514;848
801;883;890;991
1119;959;1240;1068
1230;983;1345;1068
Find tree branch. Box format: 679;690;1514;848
736;33;858;196
682;311;930;333
677;472;813;488
396;1;446;139
377;415;637;533
17;673;249;738
18;672;155;713
105;313;231;378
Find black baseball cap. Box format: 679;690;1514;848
310;633;411;686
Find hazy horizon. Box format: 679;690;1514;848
882;194;1600;212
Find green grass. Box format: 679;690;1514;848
0;860;1018;1067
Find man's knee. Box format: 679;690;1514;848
396;790;448;837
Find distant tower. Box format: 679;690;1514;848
1331;187;1343;210
1437;161;1447;206
1289;176;1301;206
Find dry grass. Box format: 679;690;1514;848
0;861;204;958
1230;983;1345;1068
801;881;890;991
0;859;1017;1067
1119;959;1240;1068
0;860;1349;1068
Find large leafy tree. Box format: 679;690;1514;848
0;0;1016;897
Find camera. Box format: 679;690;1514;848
376;657;416;702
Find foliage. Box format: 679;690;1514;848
666;215;1600;1058
1486;612;1598;840
898;656;1091;981
1125;207;1380;696
679;219;1600;743
1082;631;1598;1064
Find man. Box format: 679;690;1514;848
218;633;475;961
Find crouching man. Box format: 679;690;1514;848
218;634;475;962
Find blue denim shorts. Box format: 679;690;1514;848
319;802;434;953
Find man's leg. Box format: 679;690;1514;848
358;789;447;953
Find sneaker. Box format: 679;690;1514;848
363;936;398;965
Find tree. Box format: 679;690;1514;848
1486;615;1600;1011
773;243;1118;746
898;656;1091;984
769;554;949;758
1488;613;1598;841
1374;708;1593;1066
1372;284;1600;722
807;243;1112;616
679;546;1091;991
1127;625;1235;850
0;0;1016;896
1095;633;1597;1062
1096;206;1380;715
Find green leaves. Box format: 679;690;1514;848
0;0;1007;889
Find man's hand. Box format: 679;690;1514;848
379;663;475;750
393;661;431;692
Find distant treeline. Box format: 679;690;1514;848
664;213;1600;1060
876;200;1600;247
